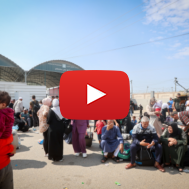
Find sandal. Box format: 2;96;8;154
176;166;183;172
101;156;108;163
125;163;136;169
112;156;119;163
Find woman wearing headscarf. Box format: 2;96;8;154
160;122;187;172
146;98;163;137
14;112;29;132
37;97;52;157
71;120;89;158
47;99;64;161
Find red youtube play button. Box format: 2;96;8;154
59;70;130;120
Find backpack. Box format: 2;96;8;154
33;101;40;113
117;142;131;161
135;146;155;166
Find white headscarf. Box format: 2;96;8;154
51;99;64;119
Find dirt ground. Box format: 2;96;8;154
11;111;189;189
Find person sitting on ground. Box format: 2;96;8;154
94;120;106;147
171;111;189;144
21;108;31;127
125;116;165;172
0;91;16;189
131;116;137;127
101;120;124;163
160;122;187;172
14;112;29;132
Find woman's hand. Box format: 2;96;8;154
168;142;174;147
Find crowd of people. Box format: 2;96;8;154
0;90;189;189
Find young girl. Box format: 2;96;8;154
94;120;106;146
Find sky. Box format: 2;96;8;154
0;0;189;93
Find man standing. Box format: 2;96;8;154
139;104;143;117
169;97;173;112
30;95;40;130
161;102;170;121
13;97;23;113
173;93;181;112
125;116;164;172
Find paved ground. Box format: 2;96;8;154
11;111;189;189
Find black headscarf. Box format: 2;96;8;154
15;112;21;119
168;122;181;138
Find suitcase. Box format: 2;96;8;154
117;142;131;161
85;126;93;147
12;130;20;149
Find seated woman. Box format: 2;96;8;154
160;122;187;172
101;120;123;163
14;112;29;132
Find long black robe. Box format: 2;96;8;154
160;128;187;168
47;109;65;161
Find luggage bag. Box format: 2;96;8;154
85;126;93;147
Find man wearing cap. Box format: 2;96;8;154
21;108;31;127
13;97;23;113
173;93;181;112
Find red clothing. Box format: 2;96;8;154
0;135;14;170
96;121;105;134
155;107;161;117
0;108;14;139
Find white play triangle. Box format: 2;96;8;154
87;84;106;105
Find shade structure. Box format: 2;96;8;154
0;54;84;88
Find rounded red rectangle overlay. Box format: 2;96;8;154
59;70;130;120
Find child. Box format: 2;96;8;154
153;100;162;118
131;116;137;127
0;91;16;189
94;120;106;145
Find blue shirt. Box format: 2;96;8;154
169;100;173;108
131;120;137;127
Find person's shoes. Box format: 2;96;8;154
75;153;80;157
125;163;136;169
44;154;48;157
33;128;36;131
83;153;87;158
154;162;165;172
59;158;64;162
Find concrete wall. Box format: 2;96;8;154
132;92;180;110
0;81;46;109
